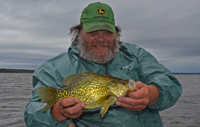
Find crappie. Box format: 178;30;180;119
38;72;137;117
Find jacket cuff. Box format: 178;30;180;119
147;83;163;111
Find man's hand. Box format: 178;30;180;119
51;97;85;122
116;81;159;111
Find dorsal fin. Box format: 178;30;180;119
61;72;98;87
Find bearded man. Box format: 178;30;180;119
24;2;182;127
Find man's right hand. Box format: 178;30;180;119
51;97;85;122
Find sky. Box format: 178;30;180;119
0;0;200;73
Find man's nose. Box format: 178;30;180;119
97;33;106;41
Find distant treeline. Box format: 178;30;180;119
0;68;34;73
173;73;200;75
0;68;199;74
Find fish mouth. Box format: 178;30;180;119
128;79;137;91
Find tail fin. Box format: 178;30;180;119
38;87;58;111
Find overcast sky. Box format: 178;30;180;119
1;0;200;73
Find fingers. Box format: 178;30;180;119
116;81;150;111
116;98;144;111
59;98;85;119
117;97;149;107
61;105;84;119
61;101;85;115
51;97;85;122
128;81;150;100
128;84;150;99
60;97;79;107
116;97;148;111
126;105;147;111
135;81;145;90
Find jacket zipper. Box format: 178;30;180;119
103;63;109;75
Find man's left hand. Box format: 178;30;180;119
116;81;159;111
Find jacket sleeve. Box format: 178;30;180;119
137;47;182;111
24;64;70;127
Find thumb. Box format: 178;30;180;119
135;81;146;90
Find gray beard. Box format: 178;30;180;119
77;35;120;64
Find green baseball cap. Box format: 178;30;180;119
80;2;116;33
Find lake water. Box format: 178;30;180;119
0;73;199;127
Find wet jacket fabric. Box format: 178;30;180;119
24;42;182;127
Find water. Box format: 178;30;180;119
160;74;200;127
0;73;32;127
0;73;199;127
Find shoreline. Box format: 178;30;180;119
1;68;200;74
0;68;34;73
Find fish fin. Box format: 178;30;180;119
100;105;110;118
61;72;97;86
38;87;59;111
41;101;57;111
99;96;117;117
96;95;110;103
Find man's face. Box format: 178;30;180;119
78;29;120;64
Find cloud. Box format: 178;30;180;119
0;0;200;72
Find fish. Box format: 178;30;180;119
38;72;137;117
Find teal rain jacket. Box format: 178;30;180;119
24;42;182;127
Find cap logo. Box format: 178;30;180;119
97;8;105;15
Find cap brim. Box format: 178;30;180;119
83;22;116;33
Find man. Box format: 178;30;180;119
24;2;182;127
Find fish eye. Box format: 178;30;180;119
120;80;125;84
